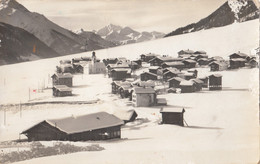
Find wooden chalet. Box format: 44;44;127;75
113;110;138;123
149;56;183;66
197;58;209;66
163;68;181;81
187;69;198;78
183;72;195;80
160;107;185;126
249;59;258;68
195;54;208;61
51;73;73;87
209;74;222;90
178;49;194;58
131;87;156;107
208;56;225;63
111;81;131;94
118;85;132;98
161;62;184;69
149;66;160;75
229;58;246;69
110;68;131;81
180;80;195;93
140;53;158;62
21;112;124;141
140;72;157;81
209;61;227;71
229;52;248;60
60;64;74;74
52;85;72;97
191;79;204;91
131;80;155;88
198;76;209;88
183;59;197;69
73;63;84;74
168;77;185;88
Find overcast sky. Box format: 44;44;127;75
17;0;227;33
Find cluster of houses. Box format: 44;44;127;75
22;49;257;142
51;52;107;97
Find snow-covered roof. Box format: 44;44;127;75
183;59;196;63
134;87;155;94
191;79;204;84
160;107;185;113
22;112;124;134
168;77;185;82
209;74;222;78
52;73;73;79
163;62;184;66
53;85;72;92
180;80;194;86
141;71;157;77
194;50;207;54
230;58;246;62
113;110;137;121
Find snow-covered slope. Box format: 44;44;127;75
165;0;259;37
0;0;115;56
96;24;165;45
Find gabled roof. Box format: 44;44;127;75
140;71;157;77
230;52;248;58
163;70;180;75
194;51;207;54
160;106;185;113
198;58;208;61
22;112;124;135
134;87;155;94
73;57;83;61
163;62;184;66
113;110;137;121
183;59;196;63
230;58;246;62
51;73;73;79
149;66;160;70
111;68;131;73
208;61;222;66
209;74;222;78
191;79;204;84
53;85;72;92
178;49;194;54
132;80;156;88
168;77;185;82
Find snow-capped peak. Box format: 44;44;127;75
228;0;248;20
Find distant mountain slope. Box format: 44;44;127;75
0;0;115;56
96;24;165;45
0;22;60;65
165;0;259;37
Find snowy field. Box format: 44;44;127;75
0;19;259;164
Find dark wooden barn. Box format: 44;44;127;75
178;49;194;58
110;68;131;81
163;69;180;81
73;64;84;74
111;81;131;94
60;64;74;74
118;85;132;98
197;58;209;66
229;58;246;69
140;72;157;81
113;110;138;123
160;107;185;126
149;66;160;75
209;74;222;90
183;59;197;69
229;52;248;60
187;69;198;78
140;53;158;62
180;80;195;93
209;61;227;71
198;76;209;88
168;77;185;88
249;59;258;68
161;62;184;69
191;79;204;91
21;112;124;141
52;85;72;97
149;56;183;66
51;73;73;87
183;73;195;80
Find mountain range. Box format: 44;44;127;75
165;0;259;37
0;0;116;64
95;24;165;45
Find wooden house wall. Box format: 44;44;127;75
111;72;129;81
140;73;157;81
209;77;222;90
169;80;181;88
161;113;184;126
132;93;156;107
181;85;195;93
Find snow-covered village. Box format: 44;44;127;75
0;0;259;164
